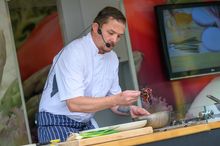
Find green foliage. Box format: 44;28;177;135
0;79;21;116
8;0;57;49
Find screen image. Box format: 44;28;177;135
155;2;220;80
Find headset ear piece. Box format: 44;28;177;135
97;28;102;35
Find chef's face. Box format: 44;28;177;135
97;18;125;54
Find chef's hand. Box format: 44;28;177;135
130;105;150;119
115;90;140;106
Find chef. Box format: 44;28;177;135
37;6;150;144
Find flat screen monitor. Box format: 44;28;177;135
155;1;220;80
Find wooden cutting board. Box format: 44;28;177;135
58;126;153;146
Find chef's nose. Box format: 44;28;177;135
111;34;120;44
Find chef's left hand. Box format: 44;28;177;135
130;105;150;119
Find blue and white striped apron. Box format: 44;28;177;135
37;111;95;144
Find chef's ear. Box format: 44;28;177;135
92;23;99;33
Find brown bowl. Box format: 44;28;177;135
136;111;171;128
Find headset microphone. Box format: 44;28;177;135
97;28;111;48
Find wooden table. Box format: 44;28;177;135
58;121;220;146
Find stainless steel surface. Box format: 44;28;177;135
154;120;206;132
215;103;220;111
206;95;220;111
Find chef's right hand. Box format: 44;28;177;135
115;90;140;106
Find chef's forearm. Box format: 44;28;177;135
66;95;118;113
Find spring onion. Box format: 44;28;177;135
76;128;119;139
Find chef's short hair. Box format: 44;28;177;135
93;6;126;27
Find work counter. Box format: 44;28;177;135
58;121;220;146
